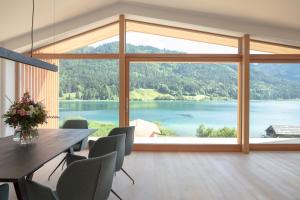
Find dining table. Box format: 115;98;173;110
0;128;95;200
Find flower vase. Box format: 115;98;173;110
13;128;39;145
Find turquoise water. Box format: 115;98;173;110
59;100;300;137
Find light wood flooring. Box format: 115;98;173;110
7;151;300;200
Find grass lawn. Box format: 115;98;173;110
60;89;211;101
88;121;117;137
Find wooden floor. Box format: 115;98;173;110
7;151;300;200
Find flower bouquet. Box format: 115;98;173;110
2;92;47;144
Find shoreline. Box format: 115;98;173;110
59;99;300;102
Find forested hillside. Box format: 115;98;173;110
59;42;300;100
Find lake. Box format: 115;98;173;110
59;100;300;137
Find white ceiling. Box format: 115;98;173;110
125;0;300;30
0;0;118;42
1;0;300;49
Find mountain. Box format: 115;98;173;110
59;42;300;100
71;42;182;54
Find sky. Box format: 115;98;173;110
91;32;266;54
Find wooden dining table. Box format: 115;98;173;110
0;128;95;200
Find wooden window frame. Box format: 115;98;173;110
248;54;300;151
21;15;300;152
250;39;300;54
126;58;242;152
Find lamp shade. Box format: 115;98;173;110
0;47;58;72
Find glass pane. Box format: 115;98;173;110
38;23;119;53
250;63;300;144
126;21;238;54
129;62;238;144
59;59;119;137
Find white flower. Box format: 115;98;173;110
29;105;34;111
27;110;33;117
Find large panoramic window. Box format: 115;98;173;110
17;14;300;151
250;63;300;144
129;62;238;144
126;21;239;54
59;59;119;137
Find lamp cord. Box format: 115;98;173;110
30;0;35;57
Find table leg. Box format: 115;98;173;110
48;155;67;180
68;147;74;154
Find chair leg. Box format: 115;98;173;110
121;168;135;184
48;156;66;181
111;189;122;200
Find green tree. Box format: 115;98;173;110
196;124;208;137
59;89;64;97
157;84;170;94
196;124;236;137
66;94;71;100
59;42;300;101
75;91;80;99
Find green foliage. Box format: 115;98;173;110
130;62;238;100
59;59;119;100
59;42;300;101
154;121;177;136
196;124;237;137
88;121;116;137
157;84;170;94
130;89;174;100
250;64;300;100
159;126;177;136
154;95;175;100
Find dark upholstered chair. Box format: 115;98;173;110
88;126;135;184
108;127;135;156
108;126;135;184
66;134;126;200
48;119;89;180
0;184;9;200
62;119;89;150
24;152;117;200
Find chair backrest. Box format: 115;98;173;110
57;152;117;200
108;126;135;156
62;119;89;151
0;184;9;200
89;134;125;172
62;119;88;129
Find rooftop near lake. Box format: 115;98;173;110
266;125;300;138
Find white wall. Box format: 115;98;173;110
0;59;16;137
